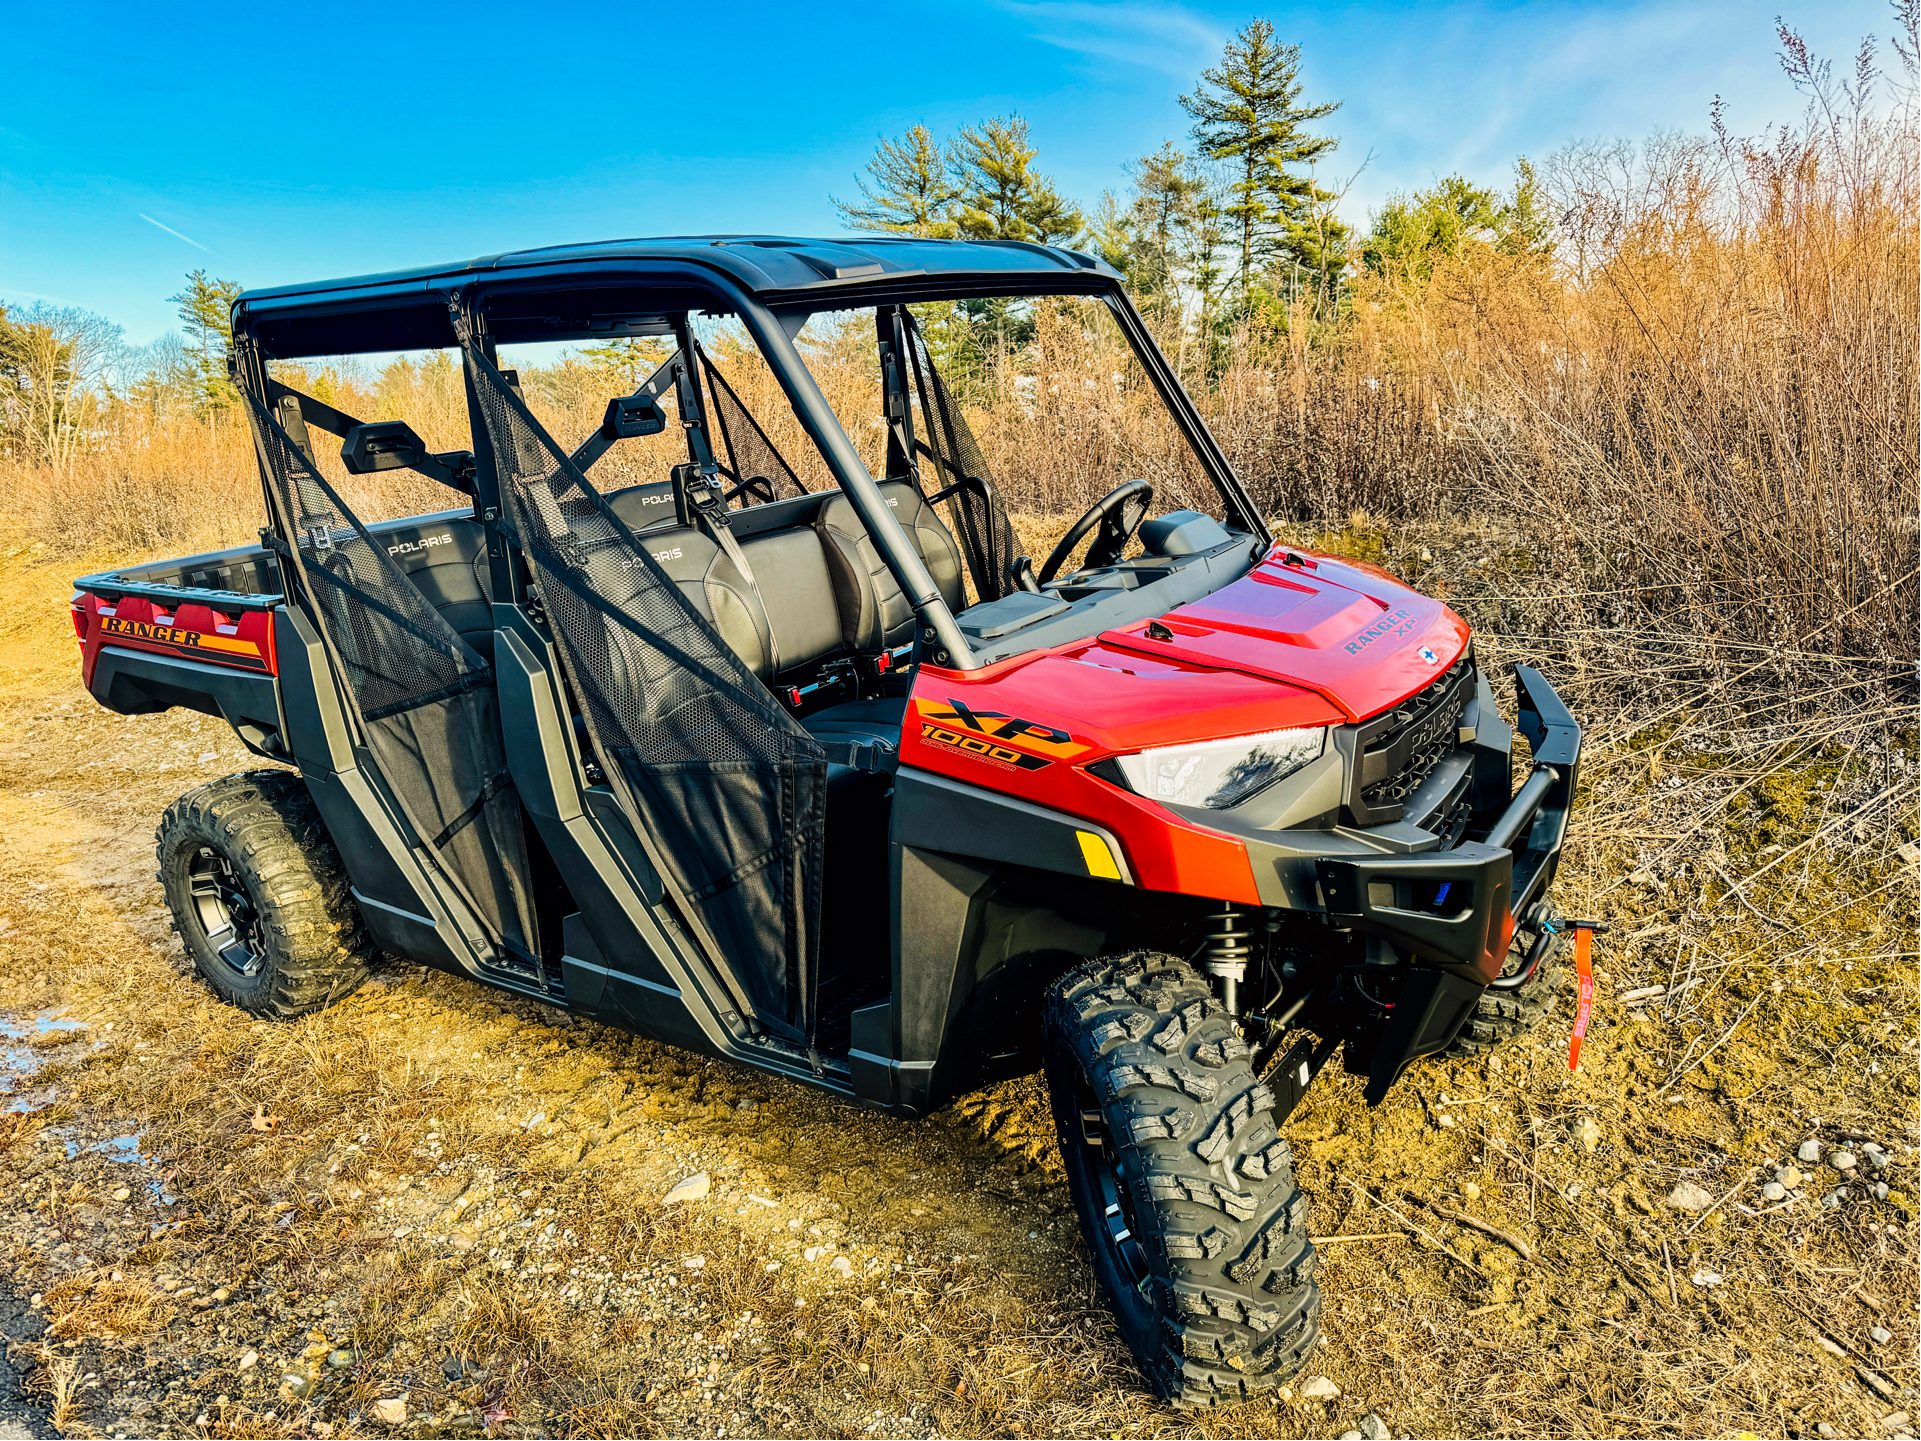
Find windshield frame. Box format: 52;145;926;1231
765;281;1269;547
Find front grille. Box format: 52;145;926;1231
1347;653;1474;825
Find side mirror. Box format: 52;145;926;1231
341;421;428;474
339;421;474;494
603;393;666;439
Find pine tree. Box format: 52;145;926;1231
1498;159;1554;259
1084;191;1132;276
833;126;960;237
167;269;243;413
1179;21;1342;298
950;116;1084;245
581;336;670;388
1125;143;1206;318
1177;175;1231;371
1361;162;1554;282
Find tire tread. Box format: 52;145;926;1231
1045;951;1321;1409
156;770;374;1020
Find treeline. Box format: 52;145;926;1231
831;19;1550;342
0;271;241;468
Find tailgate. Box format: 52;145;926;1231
73;582;280;690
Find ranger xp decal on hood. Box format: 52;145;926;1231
1342;606;1415;656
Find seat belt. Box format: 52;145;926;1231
678;463;782;680
816;736;897;772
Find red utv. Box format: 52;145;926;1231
73;236;1580;1406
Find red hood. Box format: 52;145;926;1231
1091;545;1470;725
907;544;1470;773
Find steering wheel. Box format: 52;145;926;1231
1038;479;1155;585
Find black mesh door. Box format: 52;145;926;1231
457;328;827;1045
903;316;1025;602
241;391;538;972
701;346;807;506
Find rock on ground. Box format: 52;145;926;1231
370;1396;408;1426
1667;1181;1716;1212
662;1171;711;1204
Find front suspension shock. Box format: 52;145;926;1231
1201;903;1251;1013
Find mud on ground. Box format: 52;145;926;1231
0;534;1915;1440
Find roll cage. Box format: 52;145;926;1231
229;236;1272;673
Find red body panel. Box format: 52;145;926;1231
73;591;278;689
901;543;1472;899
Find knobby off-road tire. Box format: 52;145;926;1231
1044;952;1319;1409
1441;904;1567;1059
156;770;374;1020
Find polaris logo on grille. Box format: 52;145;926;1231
1418;646;1439;665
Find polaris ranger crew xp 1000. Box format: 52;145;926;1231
74;236;1582;1408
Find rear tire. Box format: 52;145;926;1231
1442;904;1566;1059
156;770;374;1020
1044;952;1320;1409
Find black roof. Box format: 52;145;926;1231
235;234;1123;357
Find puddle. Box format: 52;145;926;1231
0;1010;89;1112
91;1133;145;1164
1;1012;174;1205
44;1124;175;1206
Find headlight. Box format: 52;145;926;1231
1112;726;1326;810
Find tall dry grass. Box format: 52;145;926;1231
3;93;1911;681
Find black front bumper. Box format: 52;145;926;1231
1314;665;1582;985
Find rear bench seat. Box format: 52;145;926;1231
367;510;495;660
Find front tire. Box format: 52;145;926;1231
156;770;374;1019
1044;952;1320;1409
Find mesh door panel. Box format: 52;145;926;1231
903;324;1024;602
242;394;536;964
461;339;826;1043
701;349;806;505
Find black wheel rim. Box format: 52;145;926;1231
1075;1076;1152;1298
187;846;266;978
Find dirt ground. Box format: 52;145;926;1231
0;535;1915;1441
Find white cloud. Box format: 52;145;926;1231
996;0;1227;79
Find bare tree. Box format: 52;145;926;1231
0;302;123;471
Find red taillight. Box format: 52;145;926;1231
70;598;87;640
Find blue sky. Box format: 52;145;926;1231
1;0;1895;345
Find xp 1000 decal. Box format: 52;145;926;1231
911;697;1089;773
